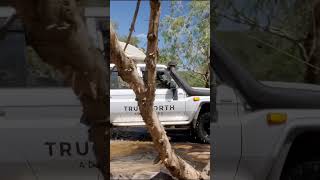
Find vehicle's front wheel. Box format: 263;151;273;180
281;161;320;180
193;112;210;144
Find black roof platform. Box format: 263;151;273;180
212;36;320;109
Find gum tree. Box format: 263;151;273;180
160;1;210;87
110;0;208;179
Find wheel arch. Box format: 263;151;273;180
192;101;210;127
267;126;320;180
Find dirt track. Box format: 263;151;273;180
110;127;210;179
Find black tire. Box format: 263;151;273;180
281;161;320;180
192;112;210;144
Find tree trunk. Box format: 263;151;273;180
204;61;210;88
110;1;207;179
11;0;109;179
304;0;320;83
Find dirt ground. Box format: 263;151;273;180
110;127;210;179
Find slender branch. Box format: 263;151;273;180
216;9;320;71
298;42;311;63
217;10;300;43
247;35;320;71
124;0;141;51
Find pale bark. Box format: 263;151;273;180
111;0;207;179
10;0;109;179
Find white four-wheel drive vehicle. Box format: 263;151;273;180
110;62;210;143
110;39;210;143
212;39;320;180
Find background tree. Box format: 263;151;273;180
160;0;210;87
215;0;320;83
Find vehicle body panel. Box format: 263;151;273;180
212;84;241;180
0;88;100;179
110;64;210;127
213;82;320;180
236;108;320;180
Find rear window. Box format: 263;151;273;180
110;68;130;89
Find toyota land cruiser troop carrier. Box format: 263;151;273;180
110;62;211;143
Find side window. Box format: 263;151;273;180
110;68;130;89
0;14;108;88
0;17;68;88
0;18;27;87
141;69;174;89
156;71;171;89
110;70;119;89
26;47;68;87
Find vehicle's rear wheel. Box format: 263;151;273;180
193;112;210;144
281;161;320;180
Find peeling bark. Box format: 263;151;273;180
111;1;207;179
10;0;109;179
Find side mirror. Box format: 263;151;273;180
168;81;178;100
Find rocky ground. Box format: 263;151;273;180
110;127;210;179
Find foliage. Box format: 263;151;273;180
160;0;210;87
177;71;207;87
215;0;317;83
215;31;305;82
217;0;312;39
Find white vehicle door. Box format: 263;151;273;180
110;67;142;125
212;83;242;180
141;68;188;124
0;20;100;179
110;66;188;126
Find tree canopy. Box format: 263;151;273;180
215;0;320;83
160;0;210;87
